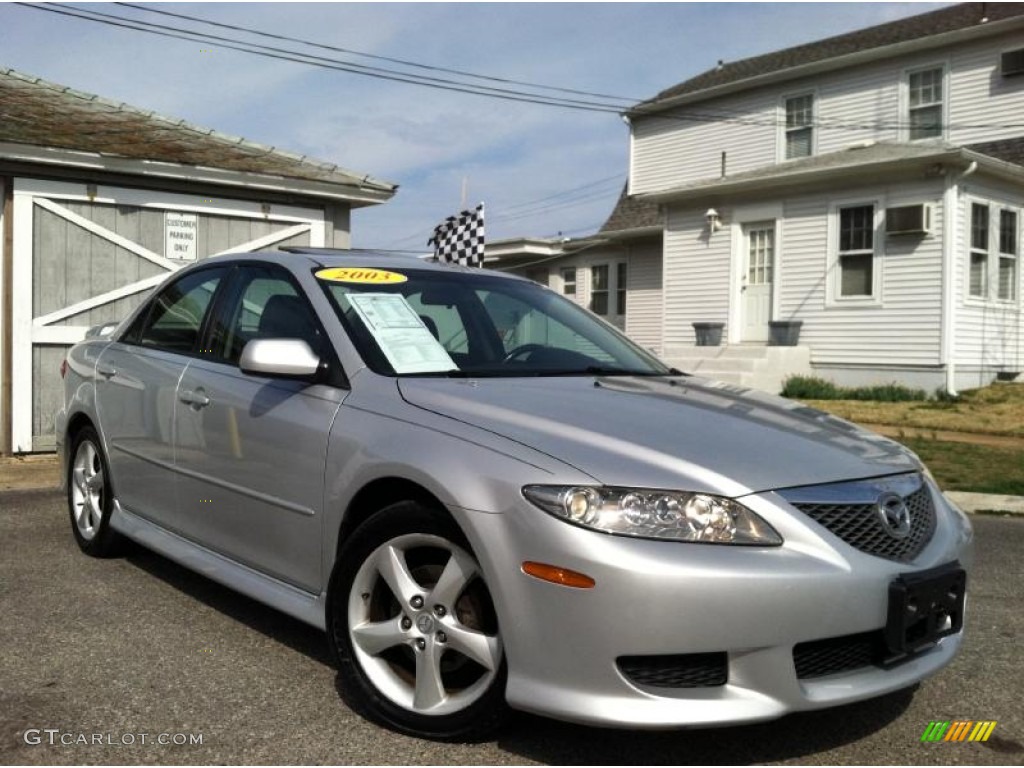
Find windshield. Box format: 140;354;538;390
317;266;672;378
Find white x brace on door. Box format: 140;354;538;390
11;178;326;452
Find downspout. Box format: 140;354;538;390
942;160;977;397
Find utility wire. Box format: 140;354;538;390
18;3;629;113
114;1;643;103
15;3;1024;133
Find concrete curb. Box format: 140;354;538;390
944;491;1024;516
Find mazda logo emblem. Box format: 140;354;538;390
876;492;912;538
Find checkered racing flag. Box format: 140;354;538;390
428;203;485;267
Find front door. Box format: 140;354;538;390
741;223;774;342
172;264;344;592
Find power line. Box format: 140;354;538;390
17;3;630;114
114;1;643;104
14;3;1024;134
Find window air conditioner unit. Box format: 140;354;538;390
1001;48;1024;77
886;204;931;235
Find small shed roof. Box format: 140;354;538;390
0;67;396;198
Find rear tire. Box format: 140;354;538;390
328;501;508;741
67;426;122;557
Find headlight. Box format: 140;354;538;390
522;485;782;545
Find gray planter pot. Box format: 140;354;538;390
768;320;803;346
693;322;725;347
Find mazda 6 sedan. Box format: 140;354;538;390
57;249;972;741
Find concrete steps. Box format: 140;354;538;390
663;344;812;393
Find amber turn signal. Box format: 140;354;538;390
521;561;596;589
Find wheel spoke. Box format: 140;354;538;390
86;469;104;492
351;616;406;657
376;545;421;605
88;497;103;530
73;467;87;492
445;624;501;671
413;643;447;711
429;549;478;608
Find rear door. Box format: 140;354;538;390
95;266;228;527
172;263;344;592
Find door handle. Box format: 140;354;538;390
179;389;211;408
96;363;117;379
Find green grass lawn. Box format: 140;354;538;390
899;437;1024;496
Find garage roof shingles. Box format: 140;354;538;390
639;2;1024;110
599;185;660;234
0;67;395;193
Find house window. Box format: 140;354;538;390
785;94;814;159
999;210;1018;301
908;66;944;140
970;203;989;298
525;267;549;286
838;205;875;297
560;267;577;297
591;265;609;315
616;263;628;315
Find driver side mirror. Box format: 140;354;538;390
239;338;321;378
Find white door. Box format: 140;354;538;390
741;223;774;342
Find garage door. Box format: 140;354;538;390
11;178;326;452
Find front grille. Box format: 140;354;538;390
617;652;728;688
793;631;886;679
782;475;936;562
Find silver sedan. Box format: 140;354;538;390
57;250;972;741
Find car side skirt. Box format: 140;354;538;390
111;501;327;631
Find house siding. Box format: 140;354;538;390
624;241;663;353
662;177;947;366
662;207;731;353
632;31;1024;195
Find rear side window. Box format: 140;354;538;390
135;268;225;353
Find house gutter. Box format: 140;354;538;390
0;142;397;206
942;160;978;397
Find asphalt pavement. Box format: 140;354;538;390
1;489;1021;765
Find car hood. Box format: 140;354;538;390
397;375;920;497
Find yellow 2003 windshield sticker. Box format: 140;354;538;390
315;267;407;284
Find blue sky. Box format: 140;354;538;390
0;2;947;250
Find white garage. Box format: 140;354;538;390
0;67;396;453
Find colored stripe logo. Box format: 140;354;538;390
921;721;997;742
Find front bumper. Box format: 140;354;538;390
457;481;973;729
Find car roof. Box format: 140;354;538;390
197;248;524;280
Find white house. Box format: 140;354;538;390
496;2;1024;393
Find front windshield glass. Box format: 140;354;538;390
317;266;671;378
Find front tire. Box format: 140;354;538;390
67;426;122;557
328;501;508;741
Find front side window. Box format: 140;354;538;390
999;209;1018;301
970;203;990;298
838;205;875;297
209;266;323;364
134;268;225;352
785;94;814;159
908;66;944;140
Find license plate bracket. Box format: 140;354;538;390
885;562;965;660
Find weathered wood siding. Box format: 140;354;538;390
632;30;1024;195
30;200;313;449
